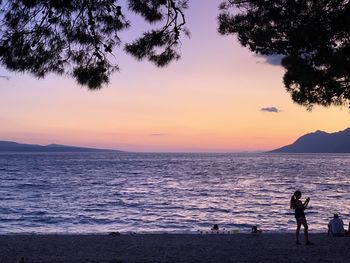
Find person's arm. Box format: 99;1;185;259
303;197;310;209
328;223;331;236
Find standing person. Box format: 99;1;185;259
290;190;313;245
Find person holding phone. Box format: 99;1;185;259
290;190;313;245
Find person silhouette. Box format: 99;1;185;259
328;214;345;237
211;224;219;231
251;225;262;235
290;190;313;245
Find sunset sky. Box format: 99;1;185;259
0;0;349;152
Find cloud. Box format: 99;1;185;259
256;54;284;66
0;75;10;80
150;133;166;137
260;107;281;113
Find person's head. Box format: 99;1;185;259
212;224;219;230
334;214;339;219
252;226;258;233
290;190;302;209
294;190;302;199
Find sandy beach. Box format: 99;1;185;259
0;233;349;263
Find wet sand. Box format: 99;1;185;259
0;233;349;263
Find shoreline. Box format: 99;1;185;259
1;233;349;263
0;226;338;236
0;229;327;236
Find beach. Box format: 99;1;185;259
1;233;349;263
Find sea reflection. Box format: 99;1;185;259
0;153;349;233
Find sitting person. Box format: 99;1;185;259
211;224;219;231
251;225;262;234
328;214;345;237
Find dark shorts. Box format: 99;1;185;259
295;216;306;223
332;233;345;237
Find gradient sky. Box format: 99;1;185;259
0;0;349;152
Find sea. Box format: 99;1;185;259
0;152;349;234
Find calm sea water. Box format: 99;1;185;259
0;152;349;234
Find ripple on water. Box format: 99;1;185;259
0;153;350;234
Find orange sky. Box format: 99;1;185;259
0;0;349;152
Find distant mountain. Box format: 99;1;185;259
0;141;122;152
270;128;350;153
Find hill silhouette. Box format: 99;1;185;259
270;128;350;153
0;141;121;152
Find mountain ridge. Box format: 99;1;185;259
270;128;350;153
0;140;122;152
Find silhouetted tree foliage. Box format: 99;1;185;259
218;0;350;107
0;0;188;89
1;1;350;108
